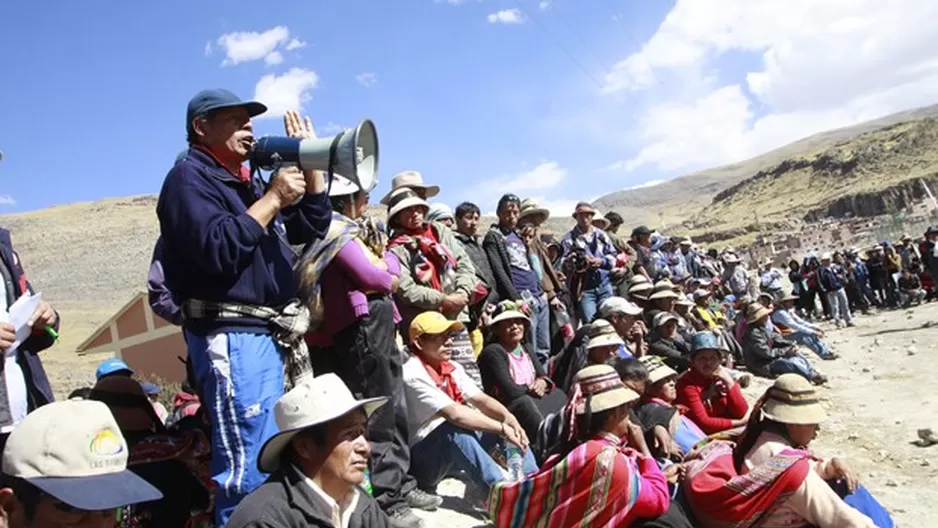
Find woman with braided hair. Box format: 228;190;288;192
488;364;694;527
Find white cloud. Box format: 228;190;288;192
601;0;938;174
319;122;347;135
0;195;15;206
285;38;307;51
468;161;568;212
355;72;378;88
264;51;284;66
215;26;306;66
203;42;213;56
625;179;665;191
254;68;320;118
538;0;552;10
487;8;524;24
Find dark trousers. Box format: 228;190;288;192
504;388;567;448
316;297;416;514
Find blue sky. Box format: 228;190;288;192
3;0;936;215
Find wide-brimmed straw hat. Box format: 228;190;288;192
518;198;550;224
761;374;827;425
570;365;639;415
258;374;387;473
628;282;653;299
652;311;678;328
639;355;678;384
780;292;800;303
746;302;773;324
387;188;430;221
598;296;642;318
675;294;695;307
571;201;596;218
379;170;440;205
723;254;740;264
489;301;529;326
586;319;625;349
648;282;679;300
591;213;611;230
629;275;651;287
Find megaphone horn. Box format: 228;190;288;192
251;119;379;194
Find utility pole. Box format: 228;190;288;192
922;178;938;215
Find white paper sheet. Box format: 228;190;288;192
6;292;43;352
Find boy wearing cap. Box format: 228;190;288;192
158;92;333;524
227;375;390;528
402;312;537;498
0;400;162;528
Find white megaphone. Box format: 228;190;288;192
251;119;379;194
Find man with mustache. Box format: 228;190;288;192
157;90;332;525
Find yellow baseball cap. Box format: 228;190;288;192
409;311;465;343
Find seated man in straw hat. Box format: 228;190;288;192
771;292;838;360
742;303;827;385
402;312;537;498
227;374;391;528
0;400;162;528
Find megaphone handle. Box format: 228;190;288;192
325;132;344;196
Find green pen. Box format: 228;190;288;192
45;326;59;341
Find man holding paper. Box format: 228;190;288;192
0;228;59;443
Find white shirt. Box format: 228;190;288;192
299;468;360;528
0;280;28;433
402;353;481;445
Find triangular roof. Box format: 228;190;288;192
75;290;147;352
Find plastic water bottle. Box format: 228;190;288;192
506;445;525;481
362;467;374;496
555;308;575;343
520;289;535;311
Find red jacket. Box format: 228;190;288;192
675;368;748;434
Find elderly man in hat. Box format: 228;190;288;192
227;374;391;528
157;91;332;524
0;400;163;528
559;202;620;324
771;293;838;360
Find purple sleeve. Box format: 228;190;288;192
384;251;402;276
334;242;394;293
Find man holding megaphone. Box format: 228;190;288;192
157;89;334;526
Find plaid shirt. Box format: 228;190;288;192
183;299;313;390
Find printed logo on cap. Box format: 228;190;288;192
90;429;124;461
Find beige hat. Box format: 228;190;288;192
648;282;679;300
746;302;773;324
586;319;625;349
628;282;653;298
387;188;430;222
599;296;643;318
258;374;388;473
1;400;162;510
570;364;639;415
592;214;611;231
629;275;651;286
379;170;440;205
761;374;827;425
723;254;740;264
489;301;530;326
639;355;678;384
572;201;596;218
675;294;695;307
518;198;550;224
652;311;678;328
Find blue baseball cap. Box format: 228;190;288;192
690;331;724;355
1;400;162;510
139;382;160;396
185;88;267;136
96;358;134;379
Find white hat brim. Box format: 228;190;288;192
257;396;387;473
380;184;440;205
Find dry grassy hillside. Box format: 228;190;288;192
593;103;938;231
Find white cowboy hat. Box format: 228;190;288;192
518;198;550;224
379;170;440;205
257;374;387;473
386;188;430;222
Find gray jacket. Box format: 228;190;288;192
226;464;390;528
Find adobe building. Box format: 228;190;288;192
75;291;187;382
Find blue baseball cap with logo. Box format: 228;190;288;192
185;88;267;137
1;400;162;510
96;358;134;379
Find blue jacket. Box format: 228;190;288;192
0;228;58;427
157;148;331;334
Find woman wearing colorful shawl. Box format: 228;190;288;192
683;374;892;527
477;301;566;445
489;364;694;528
299;174;443;522
675;332;750;435
386;187;483;385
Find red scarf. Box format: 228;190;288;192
420;357;465;404
388;224;457;290
192;145;251;183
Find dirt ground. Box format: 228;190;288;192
42;302;938;527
